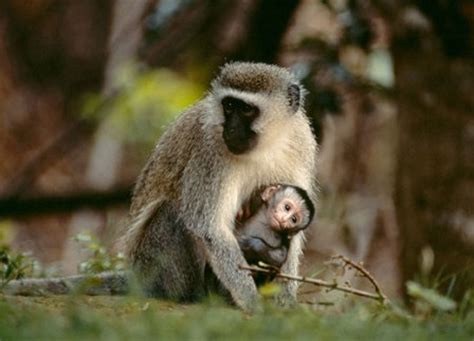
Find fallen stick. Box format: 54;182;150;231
240;261;390;305
332;255;389;305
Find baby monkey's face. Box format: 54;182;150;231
262;186;311;233
268;197;304;232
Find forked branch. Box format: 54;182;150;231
240;255;390;305
331;254;389;304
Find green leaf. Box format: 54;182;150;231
259;282;281;297
406;281;457;312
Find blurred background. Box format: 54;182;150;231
0;0;472;303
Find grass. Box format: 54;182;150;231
1;241;472;340
0;294;473;340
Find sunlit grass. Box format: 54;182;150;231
0;294;473;340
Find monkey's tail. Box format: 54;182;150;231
1;271;128;296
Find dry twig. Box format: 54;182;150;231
240;255;391;306
332;254;389;305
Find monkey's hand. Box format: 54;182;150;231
239;237;287;268
235;204;253;224
203;230;261;312
236;208;245;222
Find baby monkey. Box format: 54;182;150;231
235;184;315;268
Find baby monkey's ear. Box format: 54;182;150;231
260;184;281;202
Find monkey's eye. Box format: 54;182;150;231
285;204;291;211
291;215;297;224
222;97;234;114
242;104;259;117
221;96;259;119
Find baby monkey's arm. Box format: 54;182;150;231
238;236;288;268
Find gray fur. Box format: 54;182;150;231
121;62;318;311
214;62;295;93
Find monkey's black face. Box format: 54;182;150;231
221;96;259;155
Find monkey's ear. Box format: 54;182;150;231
261;185;281;202
288;84;301;112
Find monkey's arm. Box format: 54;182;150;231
239;236;288;267
199;226;260;311
274;232;305;306
197;220;261;312
179;147;261;311
1;272;128;296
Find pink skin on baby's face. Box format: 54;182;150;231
266;198;303;232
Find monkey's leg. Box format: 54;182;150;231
131;203;206;302
274;232;305;307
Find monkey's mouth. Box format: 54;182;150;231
223;131;257;155
270;217;281;230
226;142;251;154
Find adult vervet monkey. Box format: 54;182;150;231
123;62;317;311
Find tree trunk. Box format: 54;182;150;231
390;2;474;298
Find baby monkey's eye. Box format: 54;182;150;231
285;204;291;211
291;215;297;223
